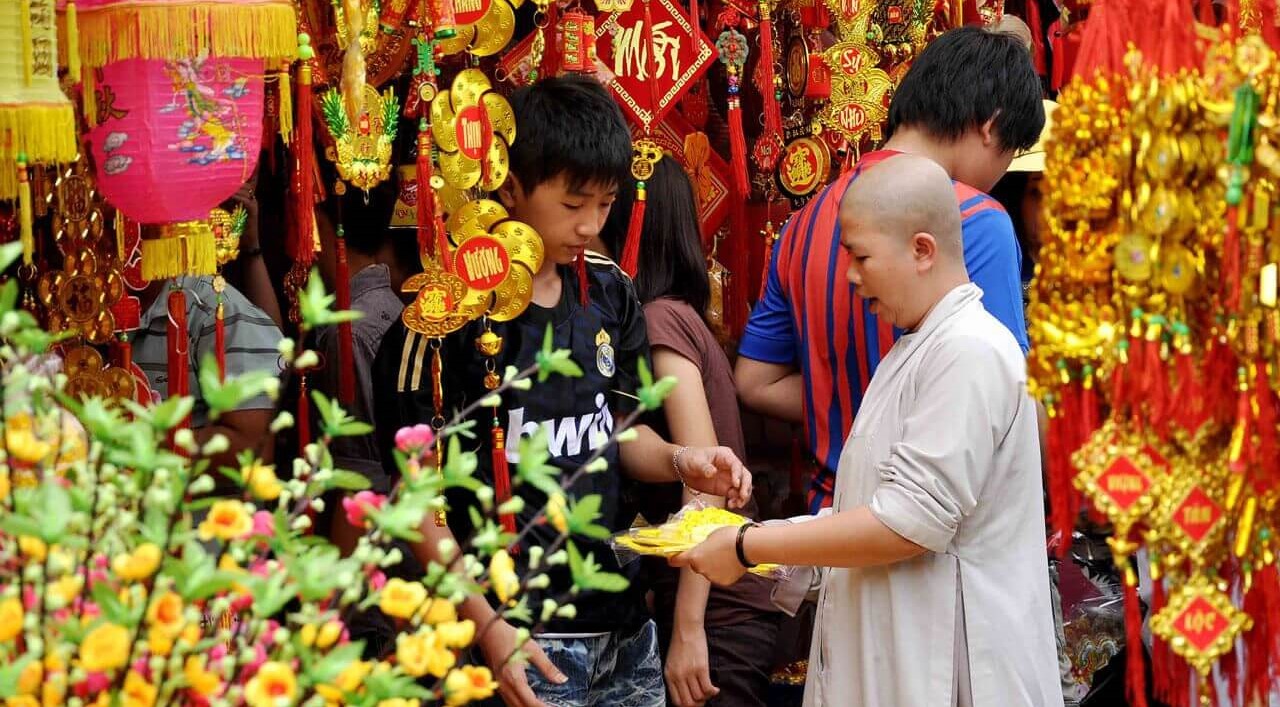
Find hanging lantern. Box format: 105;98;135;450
87;56;265;279
0;0;77;200
559;8;596;73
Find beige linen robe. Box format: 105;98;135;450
802;284;1062;707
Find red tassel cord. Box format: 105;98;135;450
575;253;589;307
759;220;777;304
1229;366;1252;475
1247;565;1280;705
755;1;783;142
1122;570;1150;707
492;422;517;536
726;195;750;338
717;23;751;197
166;289;190;433
1253;363;1278;489
215;292;226;382
620;183;646;278
335;234;356;405
287;36;318;322
1079;364;1100;441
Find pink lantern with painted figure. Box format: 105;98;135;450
88;55;264;280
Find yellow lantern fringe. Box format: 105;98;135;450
82;69;97;128
65;0;80;83
142;222;218;280
0;105;78;165
70;2;297;68
0;164;15;202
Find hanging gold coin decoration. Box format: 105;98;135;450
431;69;516;192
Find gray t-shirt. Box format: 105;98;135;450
132;276;283;426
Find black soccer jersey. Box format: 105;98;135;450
371;260;651;634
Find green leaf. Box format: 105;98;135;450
515;429;562;499
0;655;36;698
91;582;132;626
150;395;195;431
336;421;374;437
32;483;72;543
0;279;19;316
200;354;274;416
636;355;678;410
307;641;366;685
188;571;239;601
0;514;42;539
0;241;23;274
328;470;372;491
298;268;364;331
584;571;629;593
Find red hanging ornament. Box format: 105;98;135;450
491;422;517;535
559;8;597;73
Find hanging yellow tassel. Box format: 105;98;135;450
115;210;126;261
142;222;217;280
83;69;98;127
278;62;293;145
74;4;297;69
17;156;34;266
65;0;81;84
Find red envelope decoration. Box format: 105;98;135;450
633;112;730;242
595;0;715;129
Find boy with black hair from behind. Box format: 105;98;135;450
372;75;753;707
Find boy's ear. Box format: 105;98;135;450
497;174;522;209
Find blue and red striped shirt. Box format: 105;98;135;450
738;150;1029;512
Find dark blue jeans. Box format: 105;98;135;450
524;621;666;707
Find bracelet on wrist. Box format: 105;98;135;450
736;522;758;569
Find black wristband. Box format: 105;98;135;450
735;522;758;569
243;246;263;257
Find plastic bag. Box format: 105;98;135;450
610;501;788;579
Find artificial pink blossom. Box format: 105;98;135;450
394;424;435;454
342;491;387;528
252;510;274;538
370;570;387;591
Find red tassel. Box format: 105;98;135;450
726;96;750;196
335;237;356;405
1026;0;1046;75
297;374;311;454
1123;574;1150;707
575;253;589;307
620;186;646;277
1255;364;1277;484
756;6;782;139
540;2;560;79
215;294;226;383
417;130;438;261
1199;0;1215;24
759;224;776;304
291;58;316;265
492;424;517;535
166;290;190;432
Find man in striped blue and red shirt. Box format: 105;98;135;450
737;26;1046;513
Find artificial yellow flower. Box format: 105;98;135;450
315;659;372;703
183;656;221;697
41;677;66;707
377;700;421;707
546;493;569;535
5;413;51;465
0;598;23;642
18;536;46;563
444;665;499;706
147;627;174;657
379;578;426;620
436;620;476;650
146;592;185;636
316;620;343;649
113;543;162;582
122;670;157;707
0;470;10;502
418;597;458;626
197;500;254;542
79;622;130;672
49;575;83;605
219;554;252;596
244;462;283;502
245;661;298;707
179;623;202;647
5;695;38;707
489;550;519;605
16;661;40;695
395;630;455;678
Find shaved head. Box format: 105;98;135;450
841;154;963;260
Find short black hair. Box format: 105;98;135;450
316;158;399;257
508;75;631;193
887;26;1044;152
601;156;709;314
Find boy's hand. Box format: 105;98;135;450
481;618;566;707
677;446;753;508
665;622;719;706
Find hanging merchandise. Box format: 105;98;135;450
87;56;265;280
321;83;400;193
0;0;77;202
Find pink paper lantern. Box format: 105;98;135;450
89;56;263;223
88;55;264;279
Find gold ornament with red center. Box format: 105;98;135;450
432;70;515;192
1150;575;1253;676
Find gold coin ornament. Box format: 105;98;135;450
321;84;400;193
434;0;525;57
431;69;516;192
37;250;124;345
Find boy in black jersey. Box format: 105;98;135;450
371;76;752;707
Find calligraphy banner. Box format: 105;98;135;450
595;0;714;129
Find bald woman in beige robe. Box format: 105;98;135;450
674;154;1062;706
